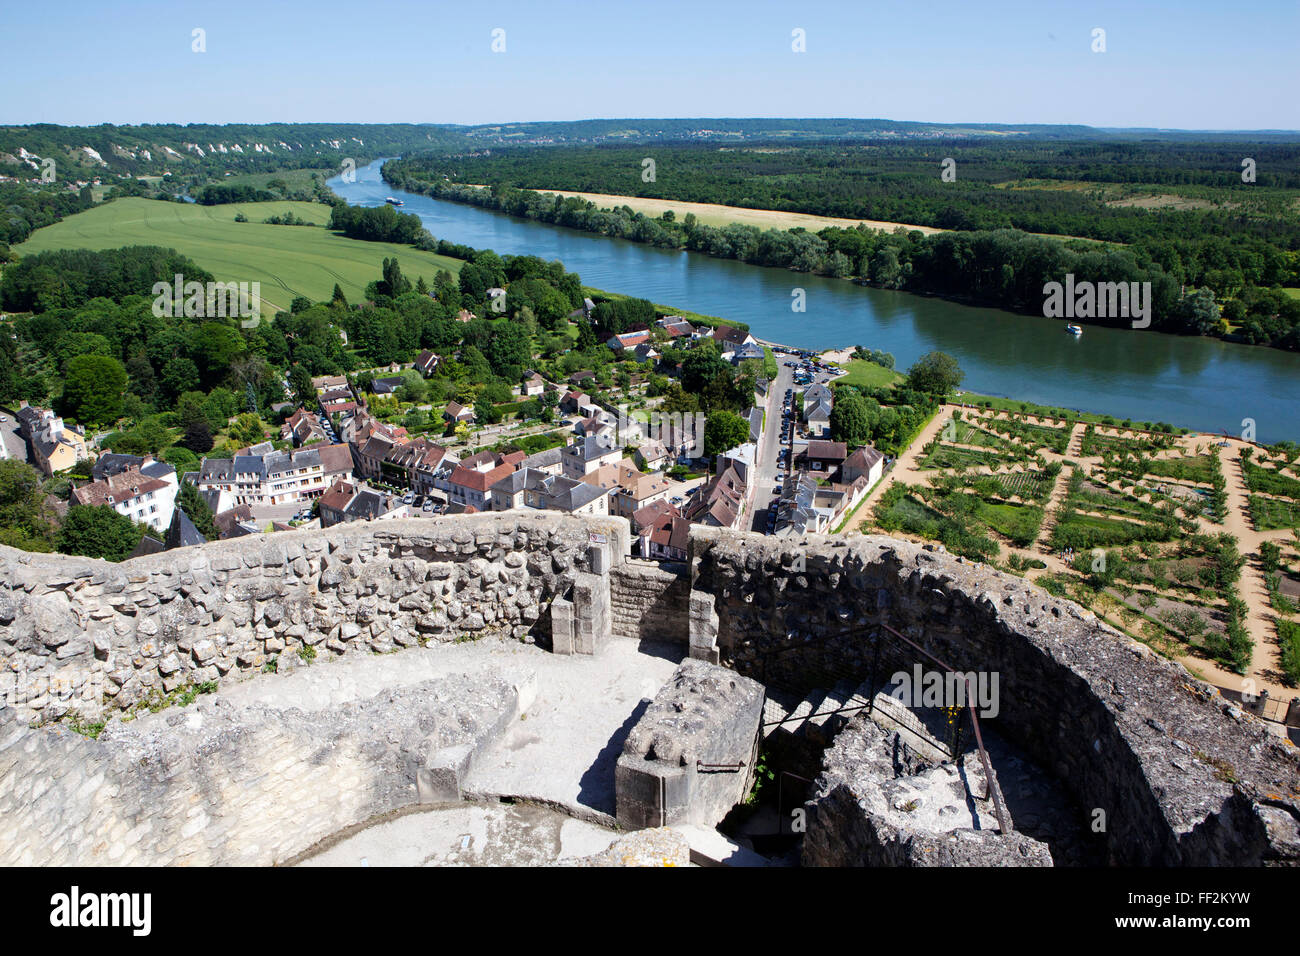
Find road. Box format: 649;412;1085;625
746;357;838;532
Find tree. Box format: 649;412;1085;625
704;410;751;457
288;364;315;406
177;480;217;540
906;351;964;396
0;459;53;546
59;354;128;426
831;389;873;446
57;505;147;561
182;417;214;454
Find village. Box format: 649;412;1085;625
6;306;886;567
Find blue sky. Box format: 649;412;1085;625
5;0;1297;129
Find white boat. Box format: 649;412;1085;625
385;197;403;206
1065;324;1083;335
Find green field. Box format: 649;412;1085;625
838;359;904;389
14;197;464;313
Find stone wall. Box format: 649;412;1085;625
0;673;521;866
687;527;1300;866
609;560;690;643
3;514;1298;867
0;514;631;725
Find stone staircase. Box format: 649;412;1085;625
761;679;953;775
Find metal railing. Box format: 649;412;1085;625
744;617;1014;835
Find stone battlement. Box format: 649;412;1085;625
1;514;1297;866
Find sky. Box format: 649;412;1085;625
4;0;1298;130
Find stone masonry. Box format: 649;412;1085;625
0;514;629;725
616;659;763;829
1;515;1298;866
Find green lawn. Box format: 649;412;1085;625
15;197;464;314
838;359;903;389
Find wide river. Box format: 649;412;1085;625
331;160;1298;442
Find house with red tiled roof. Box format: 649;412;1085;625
447;461;516;510
634;500;691;562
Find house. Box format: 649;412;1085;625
685;463;747;530
744;407;764;444
447;461;516;511
634;439;670;473
558;390;591;417
355;434;398;482
456;308;476;323
841;445;885;487
574;416;613;440
607;330;651;353
443;401;475;424
490;468;609;517
632;342;660;364
609;466;681;520
281;407;329;447
569;371;596;387
412;449;457;497
212;504;258;539
717;443;757;485
561;434;623;480
381;438;450;489
193;443;352;507
633;500;691;562
311;374;349;394
15;403;89;477
773;473;825;536
731;342;766;365
655;417;705;460
656;316;695;338
773;472;867;537
802;382;833;415
711;325;757;350
414;350;442;377
318;386;354;406
370;376;407;395
72;462;178;533
318;479;409;528
519;446;565;476
805;401;832;438
92;453;147;482
519;373;547;397
804;440;849;473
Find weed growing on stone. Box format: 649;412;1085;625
66;713;106;739
120;680;219;722
298;645;317;664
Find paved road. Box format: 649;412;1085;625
747;360;794;531
746;358;839;532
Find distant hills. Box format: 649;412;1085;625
4;118;1298;182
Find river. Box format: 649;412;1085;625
330;160;1298;442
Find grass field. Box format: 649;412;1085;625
14;197;464;314
837;359;904;389
526;189;943;235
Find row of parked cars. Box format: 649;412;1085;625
402;492;448;514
